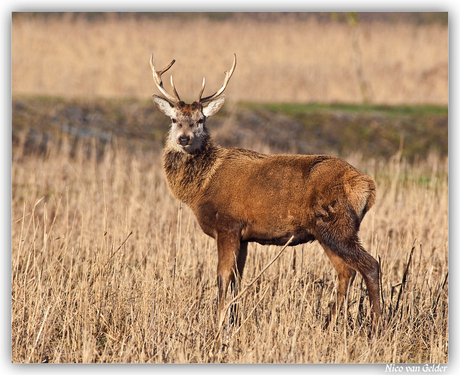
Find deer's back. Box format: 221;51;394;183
192;149;375;245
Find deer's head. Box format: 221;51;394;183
150;54;236;154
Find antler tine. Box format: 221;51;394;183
169;75;181;102
197;77;206;102
150;54;181;103
199;54;237;103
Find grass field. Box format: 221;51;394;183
12;13;448;105
11;12;448;364
11;126;448;363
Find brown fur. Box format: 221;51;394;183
151;65;380;331
159;113;380;330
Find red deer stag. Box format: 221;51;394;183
150;54;381;331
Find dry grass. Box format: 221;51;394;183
12;13;448;105
10;12;449;364
11;133;448;363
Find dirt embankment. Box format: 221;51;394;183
12;96;447;162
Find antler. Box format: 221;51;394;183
150;54;181;103
198;54;237;103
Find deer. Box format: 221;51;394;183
149;53;381;333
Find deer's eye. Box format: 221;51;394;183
171;119;177;123
197;119;204;124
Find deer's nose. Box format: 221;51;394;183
178;136;191;146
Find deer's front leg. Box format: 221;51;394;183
216;230;241;327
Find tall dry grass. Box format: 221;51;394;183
11;132;448;363
12;14;448;105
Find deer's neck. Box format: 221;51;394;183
162;137;222;205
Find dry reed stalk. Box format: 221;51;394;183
392;243;415;317
11;136;448;363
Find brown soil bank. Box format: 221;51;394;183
12;96;447;163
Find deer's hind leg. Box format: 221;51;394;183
322;234;380;331
320;241;356;327
316;209;381;331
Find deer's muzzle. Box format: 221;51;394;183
178;135;191;146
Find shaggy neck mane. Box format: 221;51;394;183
162;133;222;205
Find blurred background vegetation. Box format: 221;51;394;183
12;12;449;25
12;12;448;163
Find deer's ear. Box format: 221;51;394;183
203;96;225;117
152;94;175;117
